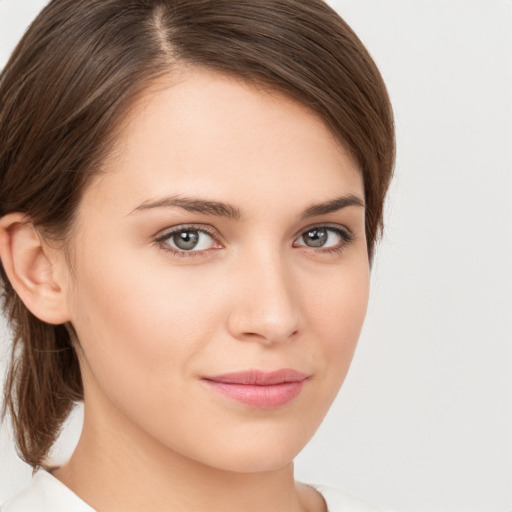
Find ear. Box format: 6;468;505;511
0;212;72;325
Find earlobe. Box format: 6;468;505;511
0;212;71;325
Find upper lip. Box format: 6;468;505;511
203;369;308;386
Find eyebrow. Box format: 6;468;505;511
129;193;364;219
300;194;365;218
130;196;241;219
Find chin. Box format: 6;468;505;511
178;423;316;474
202;446;300;474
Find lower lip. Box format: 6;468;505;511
203;380;306;409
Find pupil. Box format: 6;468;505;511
173;230;199;250
304;228;327;247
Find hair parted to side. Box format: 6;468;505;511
0;0;395;469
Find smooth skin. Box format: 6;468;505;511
0;68;369;512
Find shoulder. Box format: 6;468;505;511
309;483;391;512
1;471;95;512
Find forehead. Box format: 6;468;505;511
85;68;363;216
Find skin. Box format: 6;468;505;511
1;68;369;512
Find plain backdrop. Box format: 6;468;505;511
1;1;511;511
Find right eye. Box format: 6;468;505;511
156;226;221;255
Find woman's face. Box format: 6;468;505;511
64;68;369;472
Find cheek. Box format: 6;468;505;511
68;245;221;405
302;256;370;386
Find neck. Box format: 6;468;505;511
53;403;315;512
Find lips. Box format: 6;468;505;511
202;369;308;409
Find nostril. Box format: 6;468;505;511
233;319;299;345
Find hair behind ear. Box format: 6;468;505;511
2;289;83;468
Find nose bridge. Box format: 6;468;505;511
227;243;299;344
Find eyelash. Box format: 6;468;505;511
154;225;220;258
154;223;353;258
294;224;353;255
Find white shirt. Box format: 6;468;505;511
1;471;387;512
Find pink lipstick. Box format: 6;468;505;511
202;369;308;409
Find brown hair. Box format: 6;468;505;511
0;0;394;468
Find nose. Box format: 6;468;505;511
226;250;300;345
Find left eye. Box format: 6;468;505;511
160;228;217;252
294;227;347;249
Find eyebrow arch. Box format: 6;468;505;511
300;194;365;218
129;195;241;219
129;193;364;220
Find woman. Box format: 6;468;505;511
0;0;394;510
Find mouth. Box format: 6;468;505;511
201;369;309;409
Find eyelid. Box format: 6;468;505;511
292;223;354;253
154;223;223;257
155;223;219;239
294;222;353;241
153;222;354;258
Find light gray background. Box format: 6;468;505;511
1;1;511;511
